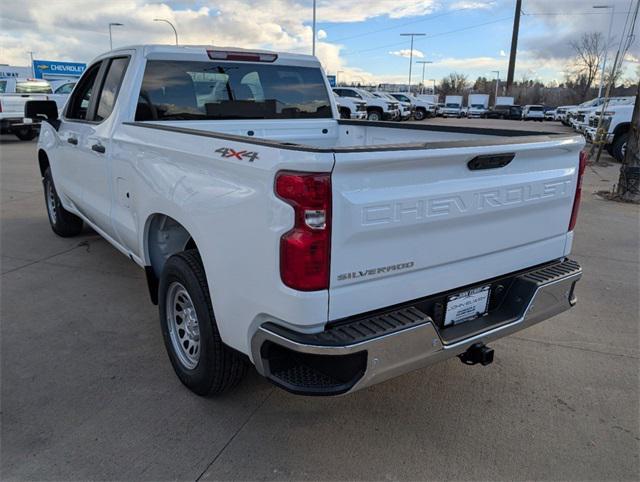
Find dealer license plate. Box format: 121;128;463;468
444;285;490;326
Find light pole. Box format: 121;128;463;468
28;51;35;77
312;0;317;56
416;60;433;94
154;18;179;46
492;70;500;101
429;79;436;94
400;33;426;93
108;22;123;50
593;4;615;98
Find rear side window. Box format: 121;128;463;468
66;62;102;120
0;81;6;93
136;60;332;121
95;57;129;121
55;83;75;94
529;106;543;111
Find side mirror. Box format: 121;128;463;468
24;100;60;130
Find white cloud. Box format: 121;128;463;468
389;49;425;59
317;29;327;40
500;49;506;57
449;1;496;10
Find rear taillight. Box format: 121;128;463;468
276;171;331;291
569;150;588;231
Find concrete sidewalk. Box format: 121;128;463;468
1;135;638;481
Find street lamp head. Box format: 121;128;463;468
592;5;612;8
109;22;124;26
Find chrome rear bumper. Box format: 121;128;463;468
251;259;581;396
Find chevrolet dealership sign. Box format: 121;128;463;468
33;60;86;79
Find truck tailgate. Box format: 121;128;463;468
0;94;48;115
329;136;583;320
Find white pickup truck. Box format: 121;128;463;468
389;92;436;120
334;93;367;120
585;104;634;161
333;87;400;121
0;78;52;140
27;45;584;397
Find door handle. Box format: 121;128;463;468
91;144;106;154
67;137;78;145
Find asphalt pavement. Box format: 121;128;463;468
1;121;638;481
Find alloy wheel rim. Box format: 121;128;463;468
46;180;57;224
166;281;200;369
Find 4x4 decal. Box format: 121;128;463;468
215;147;259;162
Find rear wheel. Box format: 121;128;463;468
15;127;37;141
159;250;247;396
612;132;629;162
43;168;83;237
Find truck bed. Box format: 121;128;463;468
125;118;574;151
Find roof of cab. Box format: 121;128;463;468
95;44;321;67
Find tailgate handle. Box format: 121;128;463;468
467;153;514;170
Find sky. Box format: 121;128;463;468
1;0;638;86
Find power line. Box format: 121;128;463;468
330;10;458;43
342;16;512;57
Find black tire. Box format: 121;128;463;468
43;167;83;237
15;127;37;141
612;132;629;162
159;250;247;396
414;108;426;121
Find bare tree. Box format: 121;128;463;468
569;32;605;100
439;72;469;95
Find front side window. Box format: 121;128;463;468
66;62;102;120
136;60;332;121
16;81;52;94
95;57;129;121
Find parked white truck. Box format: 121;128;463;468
441;95;463;117
389;92;436;120
333;87;399;121
585;104;634;161
0;78;52;140
467;94;490;118
27;45;584;396
495;96;514;107
334;93;367;120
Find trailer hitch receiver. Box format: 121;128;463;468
459;343;494;366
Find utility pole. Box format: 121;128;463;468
416;60;433;94
312;0;317;56
506;0;522;92
593;4;615;98
400;33;426;93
